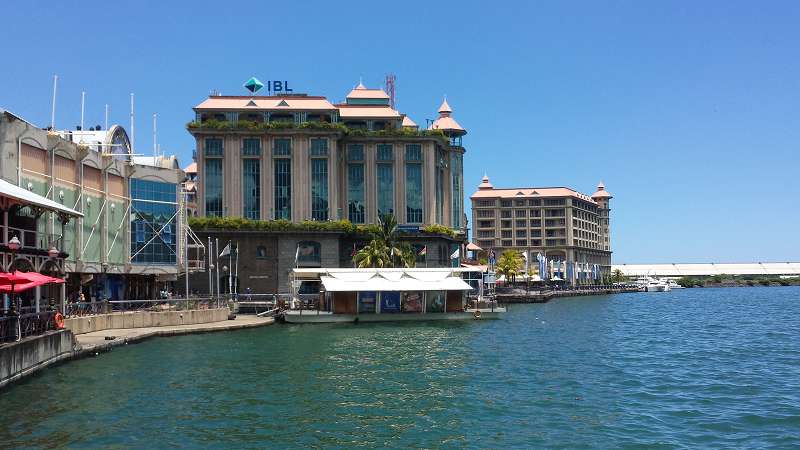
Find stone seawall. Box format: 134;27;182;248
64;308;230;335
0;330;76;389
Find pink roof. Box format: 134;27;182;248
471;185;597;203
195;96;336;111
478;175;493;190
337;105;401;119
591;181;613;199
438;98;452;113
346;88;390;100
466;242;483;251
401;116;418;128
430;116;465;132
184;162;197;173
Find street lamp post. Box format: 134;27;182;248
7;235;21;313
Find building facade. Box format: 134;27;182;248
188;83;466;230
0;110;185;302
470;175;613;273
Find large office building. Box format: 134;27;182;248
0;109;185;303
185;81;468;293
470;175;613;273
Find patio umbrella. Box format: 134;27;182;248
0;272;65;293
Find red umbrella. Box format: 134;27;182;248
0;271;65;293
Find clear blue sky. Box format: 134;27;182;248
3;0;799;263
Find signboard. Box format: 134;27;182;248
380;291;401;313
402;292;423;312
358;291;377;313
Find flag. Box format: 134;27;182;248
450;248;460;259
294;244;300;265
418;246;427;256
219;241;231;258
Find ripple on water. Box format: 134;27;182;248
1;287;799;449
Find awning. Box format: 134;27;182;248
320;270;472;292
466;243;483;251
0;178;83;217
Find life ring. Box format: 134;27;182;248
473;310;482;319
54;312;65;329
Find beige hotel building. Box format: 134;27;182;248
470;176;612;269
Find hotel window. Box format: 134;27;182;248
242;138;261;156
531;239;541;246
501;211;511;218
311;158;328;221
528;199;541;206
516;230;527;237
530;219;541;227
515;210;526;218
544;198;566;206
516;219;526;228
347;145;365;223
274;159;291;220
205;138;223;156
530;209;540;217
514;200;525;207
501;230;512;238
501;240;512;247
476;210;494;218
478;220;493;228
273;138;292;157
475;200;494;207
477;230;494;238
501;220;511;228
310;138;328;156
516;240;527;247
242;159;260;219
205;159;223;216
531;230;542;237
405;144;423;223
376;144;394;216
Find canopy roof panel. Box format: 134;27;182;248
0;179;82;217
310;268;471;292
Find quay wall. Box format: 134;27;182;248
64;308;230;335
0;330;76;389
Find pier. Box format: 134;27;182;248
495;286;639;303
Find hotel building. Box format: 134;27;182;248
470;175;612;271
185;82;468;293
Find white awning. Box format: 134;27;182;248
0;178;82;217
320;271;472;292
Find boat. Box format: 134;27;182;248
633;276;671;292
283;268;506;323
661;278;684;289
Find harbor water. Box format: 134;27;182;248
1;287;799;448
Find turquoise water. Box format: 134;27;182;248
2;287;799;449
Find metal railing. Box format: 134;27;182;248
62;296;230;318
0;311;56;343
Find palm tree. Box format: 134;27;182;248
352;213;417;268
354;240;391;268
496;250;523;283
611;269;625;283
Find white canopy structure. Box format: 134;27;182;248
318;269;472;292
612;262;800;277
0;178;82;217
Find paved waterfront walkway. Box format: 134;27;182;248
75;315;275;355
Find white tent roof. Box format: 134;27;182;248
613;263;800;277
0;178;82;217
320;269;472;292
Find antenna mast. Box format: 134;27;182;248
153;113;157;159
80;91;85;130
385;73;396;109
130;93;135;155
104;104;109;130
50;75;58;130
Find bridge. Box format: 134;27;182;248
611;262;800;277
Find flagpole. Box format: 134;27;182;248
234;241;239;295
215;238;220;300
207;237;212;298
228;240;233;295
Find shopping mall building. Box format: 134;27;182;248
0;110;185;303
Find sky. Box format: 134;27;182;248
2;0;799;263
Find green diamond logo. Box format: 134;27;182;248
244;77;264;94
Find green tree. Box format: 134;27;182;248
352;213;417;268
611;269;626;283
496;250;523;283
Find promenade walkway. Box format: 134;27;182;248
75;315;274;355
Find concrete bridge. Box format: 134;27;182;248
611;262;800;277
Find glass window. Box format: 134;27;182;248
242;159;260;219
515;210;526;217
273;138;291;156
205;138;223;156
348;162;365;223
297;241;321;266
405;161;422;223
311;158;328;221
377;162;393;216
242;138;261;156
310;138;328;156
405;144;422;161
205;159;223;216
451;152;462;228
347;144;364;161
130;179;178;264
274;159;291;219
256;246;268;259
377;144;393;161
